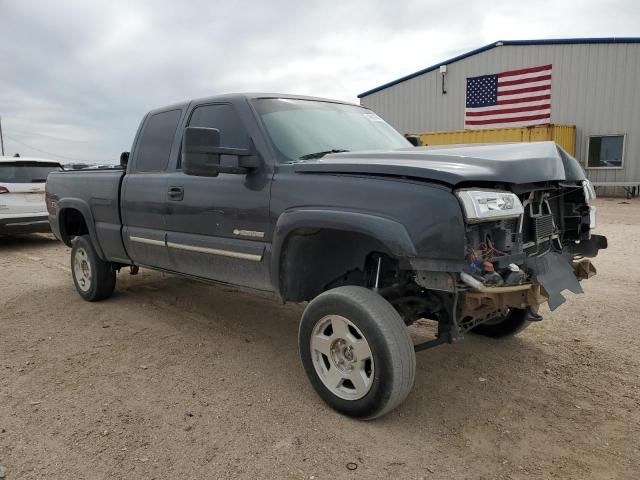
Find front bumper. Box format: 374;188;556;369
462;283;547;323
0;214;51;234
460;257;598;322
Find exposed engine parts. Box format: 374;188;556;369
364;185;604;349
461;187;597;293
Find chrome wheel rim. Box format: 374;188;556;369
73;247;92;292
310;315;374;400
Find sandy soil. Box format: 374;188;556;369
1;198;639;479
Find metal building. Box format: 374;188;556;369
359;38;640;192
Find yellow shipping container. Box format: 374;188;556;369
417;125;576;156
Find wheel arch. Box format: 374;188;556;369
57;199;106;259
271;209;417;302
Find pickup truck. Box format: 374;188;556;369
46;93;607;419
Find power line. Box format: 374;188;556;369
2;132;84;162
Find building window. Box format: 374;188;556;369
587;135;625;169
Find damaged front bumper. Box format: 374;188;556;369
409;185;607;348
460;255;600;326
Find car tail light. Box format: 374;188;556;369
0;186;9;194
45;194;56;212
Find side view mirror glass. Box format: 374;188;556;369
182;127;260;177
182;127;222;177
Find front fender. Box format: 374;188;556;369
270;208;417;292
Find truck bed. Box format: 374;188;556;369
46;168;129;263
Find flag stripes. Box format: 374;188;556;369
465;64;552;129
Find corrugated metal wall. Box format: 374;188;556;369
360;43;640;185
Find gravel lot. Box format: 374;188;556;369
1;198;639;479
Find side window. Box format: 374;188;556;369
188;104;249;149
135;109;182;172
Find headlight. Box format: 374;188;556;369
582;179;596;203
455;189;524;223
589;206;597;229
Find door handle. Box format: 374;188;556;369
167;186;184;201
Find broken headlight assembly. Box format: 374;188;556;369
582;179;596;203
582;179;597;229
455;189;524;223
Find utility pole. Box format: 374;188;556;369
0;116;4;156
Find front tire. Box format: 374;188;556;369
470;308;532;338
71;235;116;302
299;286;416;419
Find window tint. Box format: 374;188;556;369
135;109;182;172
587;135;624;168
253;98;408;163
188;104;249;149
0;162;62;183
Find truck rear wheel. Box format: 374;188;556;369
298;286;416;419
470;308;532;338
71;235;116;302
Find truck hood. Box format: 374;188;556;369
294;141;586;186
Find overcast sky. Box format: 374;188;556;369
0;0;638;163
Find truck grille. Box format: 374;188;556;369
533;214;554;241
525;239;551;255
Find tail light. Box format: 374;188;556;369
0;186;9;194
45;193;56;212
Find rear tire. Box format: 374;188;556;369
470;308;531;338
299;286;416;419
71;235;116;302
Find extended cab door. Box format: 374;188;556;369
163;102;272;291
121;108;184;270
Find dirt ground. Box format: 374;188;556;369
1;198;639;479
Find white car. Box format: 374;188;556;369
0;156;62;235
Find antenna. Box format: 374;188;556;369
0;116;5;156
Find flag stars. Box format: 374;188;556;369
466;74;498;107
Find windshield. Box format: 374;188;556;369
0;162;62;183
253;98;410;162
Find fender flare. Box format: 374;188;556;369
57;198;106;260
270;208;417;295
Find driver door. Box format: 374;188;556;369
163;103;272;291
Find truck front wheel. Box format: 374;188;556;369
298;286;416;419
71;235;116;302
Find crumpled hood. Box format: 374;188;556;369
294;141;586;186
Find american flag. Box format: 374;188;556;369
464;64;552;129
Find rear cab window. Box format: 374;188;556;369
0;162;62;183
134;109;183;172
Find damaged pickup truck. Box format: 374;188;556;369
45;94;607;419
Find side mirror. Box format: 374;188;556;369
182;127;260;177
120;151;129;168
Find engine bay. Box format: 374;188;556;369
462;184;596;291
